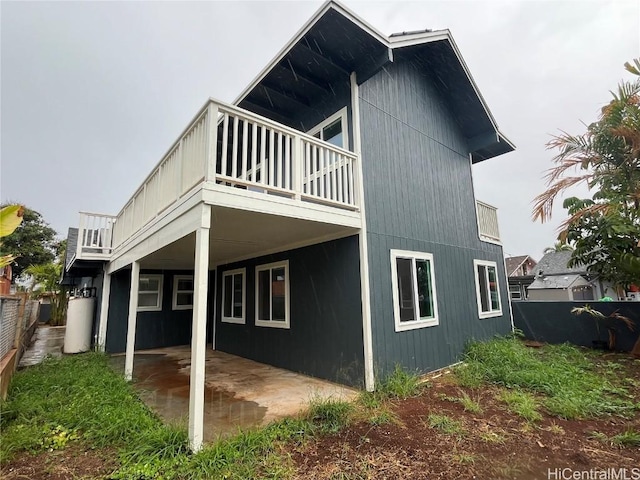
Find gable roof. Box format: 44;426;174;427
505;255;531;276
233;0;514;162
535;251;584;276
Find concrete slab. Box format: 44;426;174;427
110;346;358;442
18;325;65;368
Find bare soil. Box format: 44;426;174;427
291;354;640;480
2;353;639;480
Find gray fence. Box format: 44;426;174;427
512;301;640;352
0;295;40;360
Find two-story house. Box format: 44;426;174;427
64;0;514;450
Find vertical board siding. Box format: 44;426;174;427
215;236;364;387
359;60;511;377
105;269;196;353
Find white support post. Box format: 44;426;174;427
351;71;375;392
97;265;112;351
124;261;140;381
189;207;211;452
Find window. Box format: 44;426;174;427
138;274;163;312
508;284;522;301
308;108;348;149
255;260;289;329
172;275;193;310
222;268;246;324
474;260;502;318
390;250;439;332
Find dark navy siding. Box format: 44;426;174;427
359;59;511;376
215;235;364;387
105;269;197;353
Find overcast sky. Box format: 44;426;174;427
1;0;639;259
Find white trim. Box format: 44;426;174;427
307;107;349;150
221;268;246;324
97;265;111;351
189;224;210;452
390;249;440;332
254;260;290;329
137;274;163;312
351;72;375;392
473;259;503;319
172;274;194;310
124;261;140;381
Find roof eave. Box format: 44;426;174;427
232;0;389;108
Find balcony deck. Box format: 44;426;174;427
74;98;362;266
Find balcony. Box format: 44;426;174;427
73;98;360;263
476;200;500;243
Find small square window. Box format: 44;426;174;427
138;274;163;312
255;261;290;329
390;250;439;332
222;268;246;324
172;275;194;310
474;260;502;318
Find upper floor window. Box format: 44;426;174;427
222;268;246;324
390;250;439;332
308;108;348;149
474;260;502;318
172;275;194;310
138;274;163;312
255;260;290;329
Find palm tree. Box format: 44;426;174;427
532;59;640;233
25;263;68;326
543;242;574;254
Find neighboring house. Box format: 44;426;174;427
527;251;614;301
63;1;514;450
0;265;12;295
505;255;537;301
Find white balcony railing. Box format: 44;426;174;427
75;212;117;260
76;98;360;255
476;200;500;243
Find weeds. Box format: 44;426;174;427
458;337;637;420
375;365;423;400
591;429;640;448
497;389;542;423
426;414;464;435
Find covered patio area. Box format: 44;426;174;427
110;346;357;442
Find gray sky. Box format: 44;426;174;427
1;0;639;260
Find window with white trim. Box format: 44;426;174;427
172;275;193;310
390;250;439;332
474;260;502;318
255;260;289;329
222;268;246;324
308;108;348;149
138;274;163;312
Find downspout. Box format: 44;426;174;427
351;71;375;391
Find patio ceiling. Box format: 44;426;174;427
137;205;357;270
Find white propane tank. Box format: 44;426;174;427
63;297;95;353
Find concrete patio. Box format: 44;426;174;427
110;346;358;442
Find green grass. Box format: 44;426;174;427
0;353;160;463
457;337;637;420
0;352;357;479
375;365;423;399
426;414;464;435
497;389;542;423
590;429;640;448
